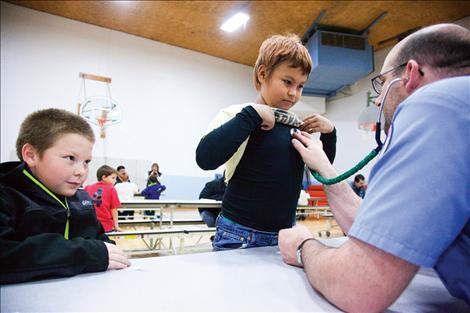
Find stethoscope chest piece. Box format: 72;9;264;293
290;128;300;137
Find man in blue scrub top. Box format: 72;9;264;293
278;23;469;312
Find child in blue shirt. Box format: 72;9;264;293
141;174;166;200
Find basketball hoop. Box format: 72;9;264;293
358;120;377;132
79;96;122;138
358;93;382;133
77;73;122;139
97;115;110;139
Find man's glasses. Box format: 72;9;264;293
371;62;408;95
371;62;425;95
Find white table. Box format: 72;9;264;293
1;238;467;312
120;199;222;227
120;199;223;209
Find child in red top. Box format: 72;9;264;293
85;165;122;232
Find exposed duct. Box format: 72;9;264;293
302;11;387;98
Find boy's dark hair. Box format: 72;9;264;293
354;174;365;183
393;24;470;77
253;33;312;91
96;165;117;181
16;108;95;161
116;165;125;171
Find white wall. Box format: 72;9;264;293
0;2;257;183
321;47;390;180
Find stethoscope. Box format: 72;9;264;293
374;77;403;150
311;77;404;185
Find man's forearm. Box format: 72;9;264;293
301;239;417;313
301;239;335;296
316;164;361;233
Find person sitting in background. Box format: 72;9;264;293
115;165;130;184
198;173;226;227
114;173;139;201
141;174;166;200
0;108;129;284
114;170;139;219
350;174;366;198
85;165;122;232
147;162;162;186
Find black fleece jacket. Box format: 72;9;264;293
0;162;111;284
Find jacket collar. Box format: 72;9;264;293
0;161;65;206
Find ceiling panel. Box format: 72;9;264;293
7;1;470;66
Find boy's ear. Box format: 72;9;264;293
257;65;267;83
21;143;39;167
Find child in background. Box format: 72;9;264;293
350;174;367;199
198;172;226;227
141;174;166;200
115;165;130;184
196;34;336;250
114;169;139;219
0;108;129;284
85;165;122;232
114;178;140;201
146;162;162;186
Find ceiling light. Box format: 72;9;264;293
220;12;250;33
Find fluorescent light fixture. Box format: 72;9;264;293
220;12;250;32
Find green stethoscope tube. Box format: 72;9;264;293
310;146;381;185
309;78;403;185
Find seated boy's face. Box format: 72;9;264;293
26;133;93;197
259;62;308;110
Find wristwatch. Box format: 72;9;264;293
296;238;316;266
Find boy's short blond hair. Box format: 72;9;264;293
16;108;95;161
96;165;117;182
253;34;312;90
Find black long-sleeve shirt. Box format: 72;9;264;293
196;106;336;232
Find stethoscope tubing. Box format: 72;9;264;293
375;77;403;149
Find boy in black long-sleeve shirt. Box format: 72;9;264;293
196;34;336;250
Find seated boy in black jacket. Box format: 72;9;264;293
0;108;130;284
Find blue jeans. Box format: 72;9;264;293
213;214;278;251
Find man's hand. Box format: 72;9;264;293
251;104;275;130
301;114;334;134
291;131;331;173
105;242;130;270
279;224;314;266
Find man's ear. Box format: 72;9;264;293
21;143;39;167
403;60;422;94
